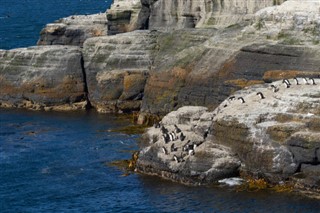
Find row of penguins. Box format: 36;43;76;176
222;77;318;107
153;123;209;163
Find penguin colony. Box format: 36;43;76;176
226;77;318;105
153;122;209;164
152;77;318;165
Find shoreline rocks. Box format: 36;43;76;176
137;79;320;193
0;45;88;111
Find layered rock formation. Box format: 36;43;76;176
137;79;320;191
82;30;156;113
107;0;286;34
0;46;87;111
37;13;108;47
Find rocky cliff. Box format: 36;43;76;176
82;30;157;113
137;79;320;193
0;46;87;111
37;13;108;47
1;0;320;116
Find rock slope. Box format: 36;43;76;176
137;78;320;191
0;46;87;111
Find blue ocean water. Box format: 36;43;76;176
1;109;320;212
0;0;112;49
1;1;320;212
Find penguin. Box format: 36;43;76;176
238;97;245;103
309;78;317;85
256;92;265;99
283;79;291;85
294;77;300;85
223;104;228;108
161;146;168;155
180;132;186;141
171;143;177;152
283;81;290;88
173;155;180;163
203;128;209;139
174;124;181;133
168;133;174;142
153;122;160;128
162;133;169;144
188;149;195;156
270;85;279;93
303;77;310;85
160;125;168;134
228;96;236;101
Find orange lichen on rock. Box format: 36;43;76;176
263;70;319;82
224;78;264;88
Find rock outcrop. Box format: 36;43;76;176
107;0;286;33
137;106;241;185
137;79;320;191
82;30;157;113
0;46;87;111
106;0;143;35
37;13;108;47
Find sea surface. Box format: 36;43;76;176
0;0;112;49
1;1;320;212
1;109;320;212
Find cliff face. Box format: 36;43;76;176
0;46;87;111
82;30;156;113
107;0;286;33
1;0;320;116
137;79;320;191
147;0;286;30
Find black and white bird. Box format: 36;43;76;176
294;77;300;85
203;128;209;139
153;122;161;128
174;124;181;133
238;97;245;103
162;133;169;144
309;78;317;85
270;85;279;93
179;132;186;141
283;79;291;86
160;125;168;134
256;92;265;99
228;96;236;101
171;143;177;152
173;154;180;163
161;146;168;155
283;81;290;88
303;77;310;85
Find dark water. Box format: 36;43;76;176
1;109;320;212
0;0;112;49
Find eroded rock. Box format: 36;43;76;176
0;46;87;110
37;13;108;47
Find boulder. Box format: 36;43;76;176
0;46;87;111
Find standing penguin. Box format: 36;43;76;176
238;97;245;103
294;77;300;85
270;85;279;93
256;92;265;99
309;78;317;85
303;77;310;85
174;124;181;133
